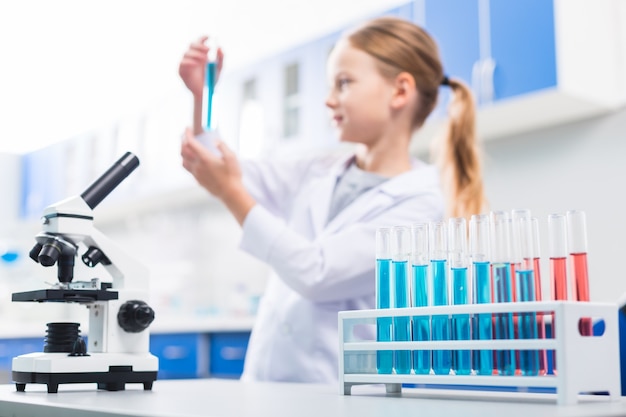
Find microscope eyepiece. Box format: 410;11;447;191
80;152;140;210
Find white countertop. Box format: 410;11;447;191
0;316;255;339
1;379;626;417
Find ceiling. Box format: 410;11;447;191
0;0;407;154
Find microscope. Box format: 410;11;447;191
11;152;158;393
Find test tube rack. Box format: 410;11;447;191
338;301;620;405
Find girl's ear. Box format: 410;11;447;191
390;72;417;109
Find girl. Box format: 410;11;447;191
179;16;486;383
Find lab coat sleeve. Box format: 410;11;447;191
241;157;323;220
239;193;443;303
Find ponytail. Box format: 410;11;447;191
434;77;487;220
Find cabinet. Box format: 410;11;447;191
208;332;250;379
414;0;626;152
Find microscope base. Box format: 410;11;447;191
12;352;158;393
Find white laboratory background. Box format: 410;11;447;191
1;0;626;332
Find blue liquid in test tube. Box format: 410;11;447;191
513;213;540;376
430;221;450;375
492;262;516;375
411;223;430;374
375;228;393;374
205;61;217;129
473;261;493;374
470;214;493;375
490;211;517;375
452;267;471;374
516;268;539;375
449;217;470;375
391;226;411;375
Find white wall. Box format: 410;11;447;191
482;107;626;303
0;153;20;230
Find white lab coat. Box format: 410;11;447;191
238;151;444;383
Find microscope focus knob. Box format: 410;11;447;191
117;300;155;333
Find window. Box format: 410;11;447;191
283;62;300;138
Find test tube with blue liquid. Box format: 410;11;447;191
410;223;430;374
469;214;493;375
512;212;539;376
430;221;451;375
375;228;393;374
449;217;471;375
490;211;516;375
204;38;218;130
391;226;412;374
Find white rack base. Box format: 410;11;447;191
338;301;620;405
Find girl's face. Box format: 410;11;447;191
325;40;396;145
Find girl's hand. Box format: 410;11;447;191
178;36;224;98
181;128;241;199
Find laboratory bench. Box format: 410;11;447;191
0;316;254;383
2;378;626;417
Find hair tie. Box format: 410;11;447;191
441;75;450;86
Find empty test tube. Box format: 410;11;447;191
430;221;451;375
512;213;539;376
449;217;471;375
391;226;412;374
469;214;493;375
375;228;393;374
411;223;431;375
490;211;516;375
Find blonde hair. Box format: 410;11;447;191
347;17;487;219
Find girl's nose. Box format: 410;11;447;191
325;91;337;109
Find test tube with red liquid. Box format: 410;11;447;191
566;210;592;336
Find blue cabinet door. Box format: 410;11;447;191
209;332;250;379
489;0;557;100
150;333;202;380
424;0;481;118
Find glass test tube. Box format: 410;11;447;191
204;39;218;129
470;214;493;375
548;214;568;301
375;228;393;374
567;210;592;336
510;209;530;375
391;226;412;374
411;223;431;374
512;213;539;376
531;217;548;375
430;221;451;375
548;213;569;375
449;217;471;375
490;211;516;375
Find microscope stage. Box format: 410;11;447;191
12;288;118;303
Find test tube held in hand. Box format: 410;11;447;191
391;226;412;374
449;217;471;375
469;214;493;375
375;228;393;374
430;221;451;375
411;223;431;375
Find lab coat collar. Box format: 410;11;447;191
307;153;440;234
